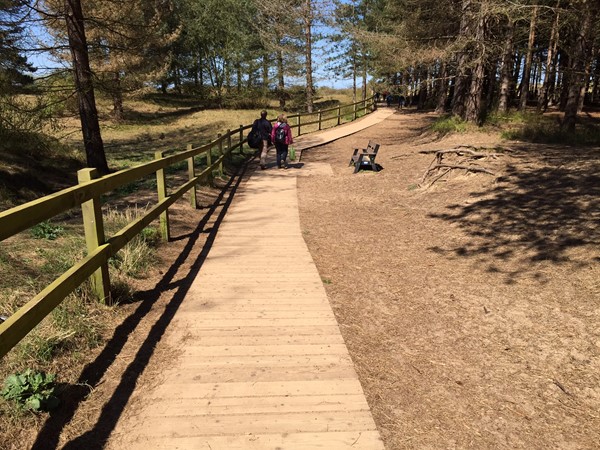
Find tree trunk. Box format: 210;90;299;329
498;20;515;113
173;66;181;94
304;0;314;113
591;53;600;104
563;4;594;132
111;71;123;121
417;68;428;110
262;54;269;96
362;49;367;101
64;0;109;174
452;0;473;119
513;52;523;98
537;4;560;113
435;62;448;114
519;5;538;110
577;46;593;113
193;55;199;87
559;51;570;110
465;8;486;124
277;47;286;109
484;64;494;112
352;51;357;102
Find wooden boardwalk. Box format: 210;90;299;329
108;109;394;449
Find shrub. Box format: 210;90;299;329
30;221;64;240
431;115;469;134
1;369;60;412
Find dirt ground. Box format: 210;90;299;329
297;111;600;449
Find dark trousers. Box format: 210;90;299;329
274;143;288;167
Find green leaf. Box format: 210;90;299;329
26;396;42;411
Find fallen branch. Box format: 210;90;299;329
420;149;502;160
419;145;512;155
426;163;494;175
420;164;494;186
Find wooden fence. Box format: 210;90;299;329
0;96;375;359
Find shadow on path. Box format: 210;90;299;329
428;145;600;283
31;164;249;450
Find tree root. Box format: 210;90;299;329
419;146;503;187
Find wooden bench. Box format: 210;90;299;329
350;141;380;173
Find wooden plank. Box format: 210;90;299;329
143;394;369;416
173;354;352;368
170;365;358;383
181;344;350;357
176;311;335;320
179;334;344;346
180;303;333;312
149;379;364;399
164;325;342;337
178;318;338;328
127;411;378;437
119;431;384;450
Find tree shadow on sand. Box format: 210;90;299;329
428;144;600;283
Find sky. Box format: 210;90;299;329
23;9;357;91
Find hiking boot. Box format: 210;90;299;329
260;164;266;170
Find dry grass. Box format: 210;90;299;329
55;89;357;170
0;205;162;448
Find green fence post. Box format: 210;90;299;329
318;110;322;130
77;168;110;303
154;151;170;241
218;134;223;176
187;144;197;209
206;147;213;186
226;129;232;162
337;106;341;126
297;115;301;136
239;125;244;153
353;102;357;121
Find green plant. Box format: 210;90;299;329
431;115;469;134
1;369;60;412
30;221;64;240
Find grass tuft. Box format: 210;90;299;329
431;115;470;135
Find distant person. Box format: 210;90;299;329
398;95;405;110
386;94;393;107
253;110;272;170
375;92;381;102
271;114;293;169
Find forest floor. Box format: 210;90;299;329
297;110;600;448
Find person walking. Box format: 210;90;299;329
253;110;273;170
270;114;293;169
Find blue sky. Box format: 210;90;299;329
24;11;356;90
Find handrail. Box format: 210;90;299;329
0;95;375;359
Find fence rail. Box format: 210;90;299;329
0;95;375;359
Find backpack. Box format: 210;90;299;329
274;124;286;144
247;121;262;149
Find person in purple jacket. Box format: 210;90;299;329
270;114;293;169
